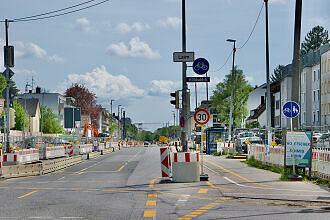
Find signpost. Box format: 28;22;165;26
186;77;210;83
194;109;210;125
193;58;209;75
282;101;301;176
173;52;194;62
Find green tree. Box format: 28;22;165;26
211;66;253;128
40;105;64;134
301;25;329;56
271;65;285;82
13;101;29;131
245;121;260;129
0;74;6;98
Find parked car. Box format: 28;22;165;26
312;133;322;144
234;132;262;154
315;133;329;149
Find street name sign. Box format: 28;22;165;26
173;52;194;62
194;108;210;125
186;77;210;82
282;101;300;118
193;58;209;75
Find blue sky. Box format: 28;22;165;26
1;0;329;131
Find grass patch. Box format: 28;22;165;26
244;156;330;186
212;152;222;156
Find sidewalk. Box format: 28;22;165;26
203;154;330;202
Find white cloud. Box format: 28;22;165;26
116;22;150;34
2;38;66;63
245;76;254;84
106;37;160;59
157;17;181;29
75;17;93;33
59;66;145;100
149;80;180;96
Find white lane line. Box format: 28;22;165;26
28;217;52;219
175;195;190;206
60;217;84;219
57;177;65;181
223;177;244;187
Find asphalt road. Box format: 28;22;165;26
1;145;330;219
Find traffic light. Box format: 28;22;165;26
4;46;14;68
170;90;179;109
2;87;15;108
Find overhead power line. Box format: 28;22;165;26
1;0;110;23
13;0;98;21
210;50;233;73
237;2;264;50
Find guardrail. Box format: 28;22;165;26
1;141;138;179
248;144;330;180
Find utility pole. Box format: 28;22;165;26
227;39;236;142
181;0;188;151
292;0;302;130
123;111;126;140
4;19;10;152
120;107;124;140
264;0;272;144
110;99;114;140
117;104;121;140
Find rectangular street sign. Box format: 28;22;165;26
173;52;194;62
186;77;210;82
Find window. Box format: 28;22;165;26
328;103;330;114
317;111;319;122
313;112;316;122
313;91;316;102
275;116;280;126
318;69;320;79
313;71;316;81
318;90;320;100
328;80;330;93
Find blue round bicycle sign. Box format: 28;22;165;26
193;58;209;75
282;101;300;118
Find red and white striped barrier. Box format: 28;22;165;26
2;148;39;164
79;144;93;154
65;145;74;157
173;152;199;163
0;150;2;170
217;142;235;154
160;147;171;177
43;146;65;159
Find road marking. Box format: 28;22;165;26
149;177;161;188
143;211;156;217
57;177;65;181
146;200;156;206
223;176;244;187
206;181;233;191
17;190;38;199
205;159;272;188
175;195;190;206
179;201;223;220
198;189;208;193
148;194;157;198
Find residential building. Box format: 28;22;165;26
321;44;330;126
18;87;75;128
16;98;41;135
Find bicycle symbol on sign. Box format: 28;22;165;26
193;62;208;72
283;108;291;114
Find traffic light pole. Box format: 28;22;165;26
181;0;188;152
5;19;10;153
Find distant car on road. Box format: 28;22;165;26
144;141;149;147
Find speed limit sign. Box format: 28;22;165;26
194;108;210;125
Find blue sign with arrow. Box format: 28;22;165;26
283;101;300;118
193;58;209;75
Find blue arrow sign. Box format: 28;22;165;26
193;58;209;75
283;101;300;118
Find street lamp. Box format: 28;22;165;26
227;39;236;142
110;99;115;141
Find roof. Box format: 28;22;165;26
17;98;40;117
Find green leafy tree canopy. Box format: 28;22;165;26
211;66;253;128
271;65;285;83
301;25;329;56
40;105;64;134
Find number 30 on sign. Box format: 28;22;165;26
194;109;210;125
